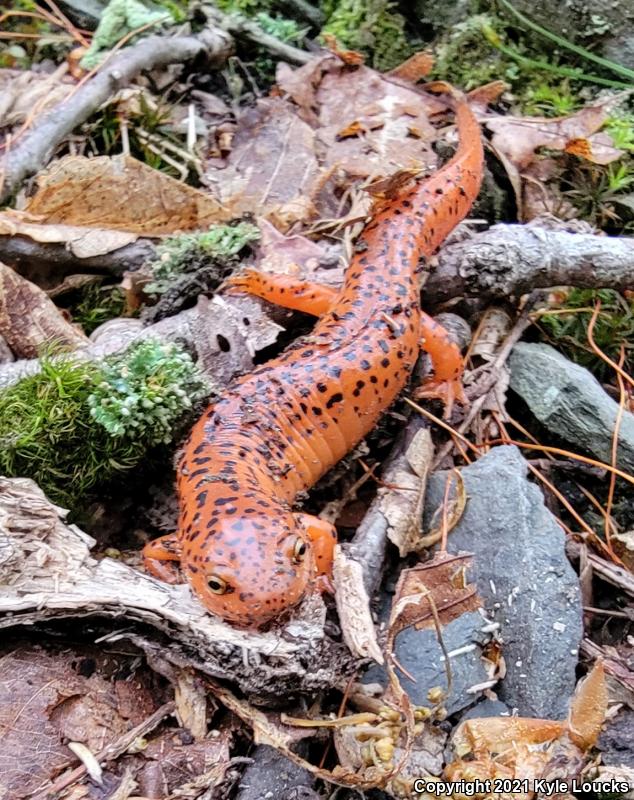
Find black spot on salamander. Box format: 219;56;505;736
381;358;390;368
312;406;323;416
360;359;371;370
193;443;206;455
196;491;208;508
326;392;343;409
317;382;327;393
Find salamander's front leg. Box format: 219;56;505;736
225;269;338;317
295;512;336;592
142;533;184;584
414;312;467;418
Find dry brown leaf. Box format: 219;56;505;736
485;95;629;170
389;552;481;636
381;426;434;556
333;545;384;664
564;133;624;165
0;67;72;129
470;307;514;362
467;80;508;111
567;660;608;750
205;98;335;229
174;669;208;741
322;33;365;65
0;262;88;357
0;210;138;258
388;51;434;83
276;53;446;182
26;155;229;234
0;646;158;799
256;218;343;284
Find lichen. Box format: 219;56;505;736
80;0;173;69
146;222;260;296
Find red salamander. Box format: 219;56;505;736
143;85;484;627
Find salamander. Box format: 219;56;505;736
143;84;484;627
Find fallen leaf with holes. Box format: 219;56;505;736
0;67;72;129
485;94;629;170
276;53;446;181
0;210;138;259
0;646;159;799
26;155;229;234
204;97;336;229
0;262;88;357
389;552;481;636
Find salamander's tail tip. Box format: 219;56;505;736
414;377;467;419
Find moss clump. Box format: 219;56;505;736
321;0;413;71
146;222;260;296
0;340;208;509
539;289;634;379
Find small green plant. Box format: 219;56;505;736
563;158;634;228
321;0;413;71
0;340;208;508
146;222;260;296
539;289;634;378
603;114;634;152
70;284;128;335
521;81;579;116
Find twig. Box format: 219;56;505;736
29;701;176;799
203;7;313;65
0;27;233;203
426;221;634;302
5;221;634;303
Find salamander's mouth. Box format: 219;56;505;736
186;564;312;628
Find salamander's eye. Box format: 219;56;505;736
292;538;307;564
208;575;228;594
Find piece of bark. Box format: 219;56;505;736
0;27;234;203
0;262;88;357
426;221;634;302
0;477;352;695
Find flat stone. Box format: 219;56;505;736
423;445;582;719
509;342;634;473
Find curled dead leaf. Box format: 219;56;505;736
0;262;88;357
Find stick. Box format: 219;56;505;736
0;28;233;203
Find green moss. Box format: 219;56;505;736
321;0;413;71
0;340;208;509
147;222;260;296
539;289;634;378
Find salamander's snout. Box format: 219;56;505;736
182;514;315;628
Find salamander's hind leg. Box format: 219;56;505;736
295;512;336;592
414;312;467;418
225;269;338;317
142;533;184;584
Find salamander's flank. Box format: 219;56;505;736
143;84;484;627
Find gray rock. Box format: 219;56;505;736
423;445;582;719
509;342;634;474
236;745;315;800
362;599;495;717
459;699;512;721
413;0;634;69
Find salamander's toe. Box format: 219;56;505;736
413;377;467;419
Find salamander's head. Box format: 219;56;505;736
182;510;315;627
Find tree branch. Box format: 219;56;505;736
0;28;234;204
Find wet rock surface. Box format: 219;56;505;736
424;445;582;719
509;342;634;473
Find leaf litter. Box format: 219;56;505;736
0;16;632;799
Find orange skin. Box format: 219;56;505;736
143;87;483;627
